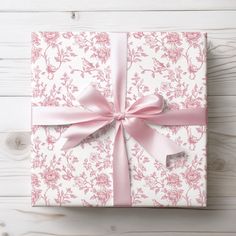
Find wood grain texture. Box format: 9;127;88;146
0;2;236;236
1;0;236;11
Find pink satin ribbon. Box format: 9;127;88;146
32;33;207;207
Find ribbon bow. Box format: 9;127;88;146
32;33;206;206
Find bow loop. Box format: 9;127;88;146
126;94;164;118
79;85;113;115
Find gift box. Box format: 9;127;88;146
31;32;207;207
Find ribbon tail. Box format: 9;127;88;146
123;118;185;166
113;122;132;206
62;119;113;150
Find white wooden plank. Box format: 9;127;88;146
1;0;236;11
0;97;31;131
1;11;236;32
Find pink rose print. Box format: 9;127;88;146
165;189;183;206
31;47;41;63
166;47;183;63
31;174;40;188
166;32;182;45
96;190;112;205
96;173;111;187
188;63;198;74
42;32;59;44
93;47;110;63
62;32;74;39
183;168;201;187
166;173;181;187
31;189;42;205
184;32;201;44
133;32;144;39
94;32;110;45
32;32;40;46
46;64;57;74
42;168;60;187
46;135;57;150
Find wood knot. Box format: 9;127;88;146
5;133;29;151
71;11;79;20
2;132;30;160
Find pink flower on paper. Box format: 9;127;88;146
188;135;199;146
95;33;110;45
31;47;41;63
31;174;40;187
74;33;88;49
159;81;170;93
166;47;183;63
184;32;201;44
80;58;95;73
166;189;183;205
94;47;110;63
32;32;40;46
173;83;187;98
42;168;60;187
96;173;110;187
166;33;182;45
96;190;111;205
184;97;201;108
188;64;198;73
31;189;42;205
47;64;57;74
42;32;59;44
46;135;57;150
32;158;41;169
133;32;144;39
183;168;201;186
145;34;159;49
166;173;181;187
62;32;73;39
43;96;59;106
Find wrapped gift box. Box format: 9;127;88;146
31;32;207;207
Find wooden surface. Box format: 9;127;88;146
0;1;236;235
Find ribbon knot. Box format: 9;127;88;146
32;32;207;207
113;112;126;121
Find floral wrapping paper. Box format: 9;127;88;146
31;32;207;207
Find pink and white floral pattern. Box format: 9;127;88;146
31;32;207;207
